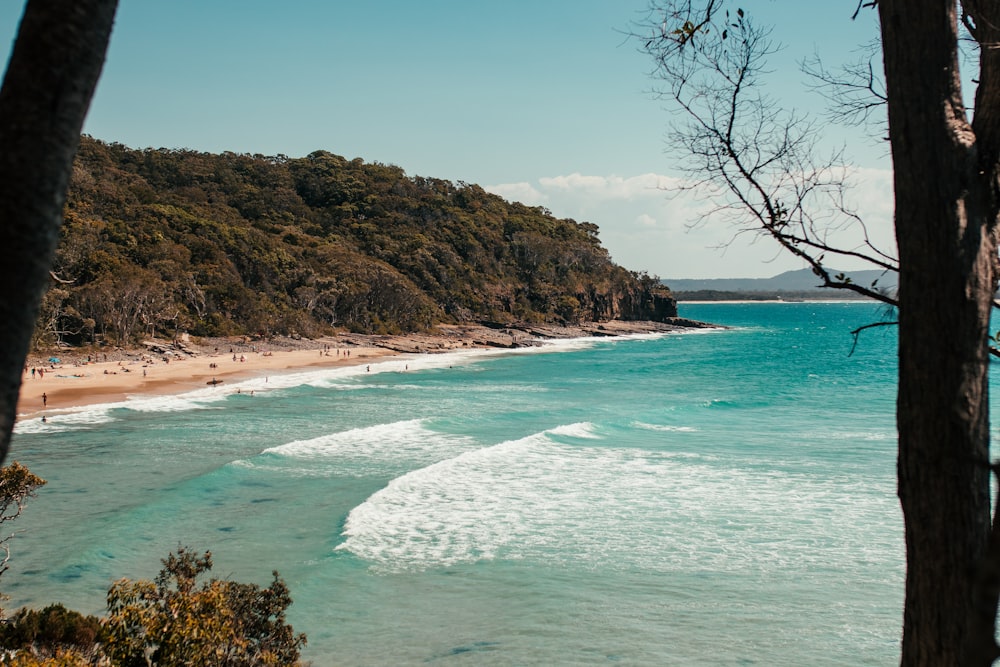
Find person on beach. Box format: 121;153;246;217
42;393;47;407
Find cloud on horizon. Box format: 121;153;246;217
489;173;680;207
485;168;896;280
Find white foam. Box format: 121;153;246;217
338;428;901;574
117;391;228;412
13;407;117;433
13;380;241;431
266;419;427;458
661;325;727;335
13;337;652;428
527;337;601;353
634;421;698;433
824;430;894;442
249;419;479;478
548;422;601;439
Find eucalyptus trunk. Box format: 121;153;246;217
879;1;999;663
0;0;117;462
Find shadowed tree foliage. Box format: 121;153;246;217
0;604;102;665
46;138;676;343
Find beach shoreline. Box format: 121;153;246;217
19;341;395;419
677;298;877;304
18;319;711;418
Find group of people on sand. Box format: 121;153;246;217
24;339;374;426
320;344;350;358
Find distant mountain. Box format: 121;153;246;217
664;268;897;298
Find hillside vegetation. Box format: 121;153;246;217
39;137;675;347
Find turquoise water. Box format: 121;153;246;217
9;302;906;665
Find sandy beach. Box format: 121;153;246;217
16;319;712;419
18;340;397;418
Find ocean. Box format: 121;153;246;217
9;302;908;665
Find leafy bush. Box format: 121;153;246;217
0;650;93;666
0;604;102;665
104;547;306;666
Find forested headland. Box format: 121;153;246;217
38;137;675;349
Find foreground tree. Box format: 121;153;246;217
637;1;1000;664
104;547;306;667
0;462;45;549
0;0;118;465
0;604;102;665
0;461;45;600
880;4;999;664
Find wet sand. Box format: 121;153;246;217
17;319;713;418
18;344;395;418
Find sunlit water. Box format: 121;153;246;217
8;302;913;665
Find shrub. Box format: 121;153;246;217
104;547;306;666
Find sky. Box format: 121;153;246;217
1;1;894;279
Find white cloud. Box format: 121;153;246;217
850;167;894;221
485;167;896;279
536;172;680;200
483;182;547;206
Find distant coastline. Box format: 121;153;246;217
664;267;898;303
679;298;876;305
673;290;878;302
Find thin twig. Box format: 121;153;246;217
849;320;898;355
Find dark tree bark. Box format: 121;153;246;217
0;0;117;463
636;0;1000;663
879;2;1000;664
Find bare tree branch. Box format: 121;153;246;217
849;319;898;355
802;41;888;139
633;5;898;307
851;1;879;21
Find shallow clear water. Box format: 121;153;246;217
9;302;909;665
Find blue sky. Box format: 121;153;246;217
1;1;892;279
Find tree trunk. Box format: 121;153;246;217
0;0;117;462
879;1;997;664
